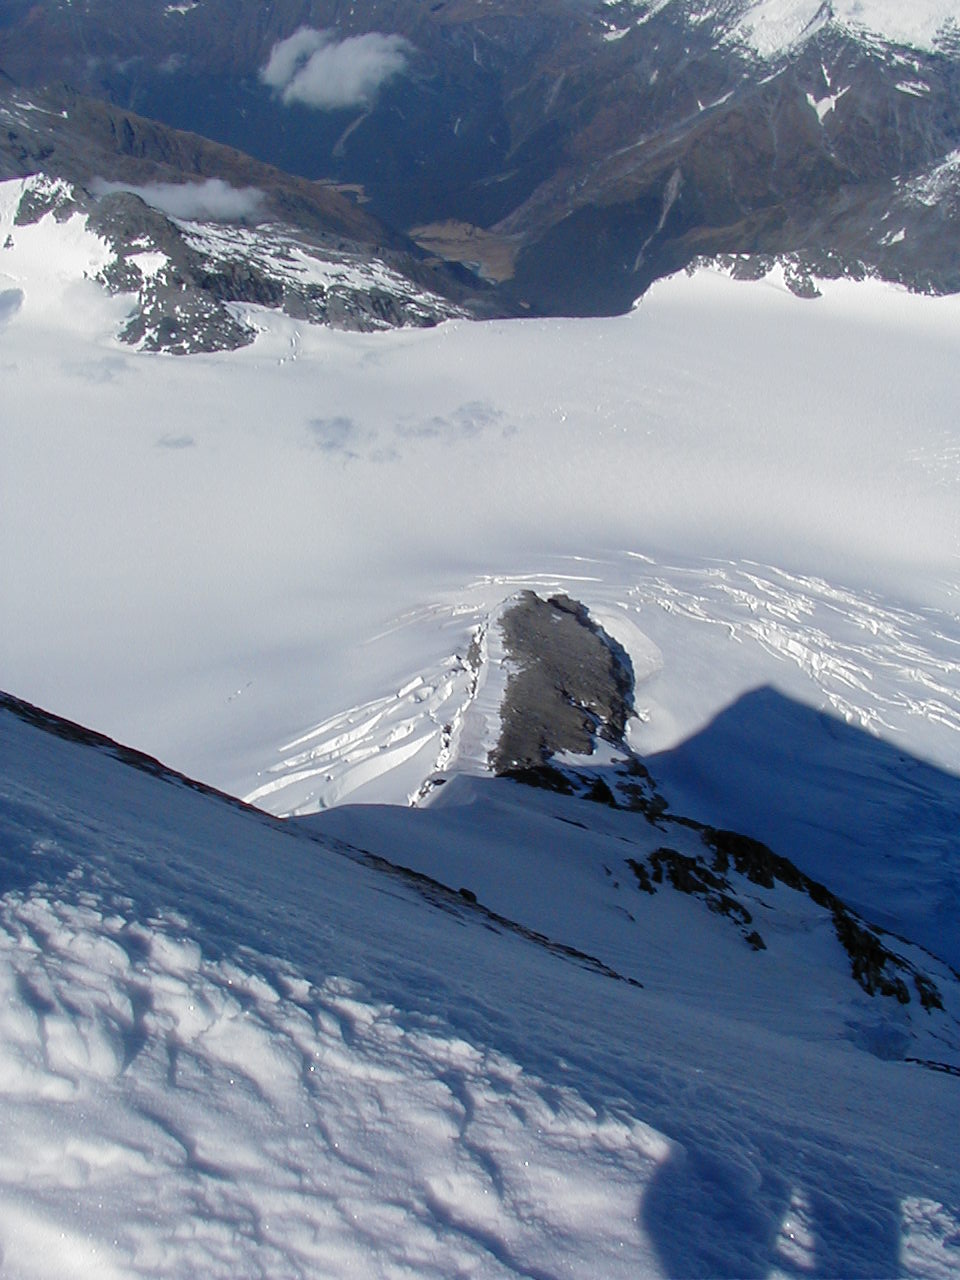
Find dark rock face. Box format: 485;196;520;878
119;277;256;355
492;591;635;774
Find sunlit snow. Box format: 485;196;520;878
731;0;959;56
3;178;958;806
2;173;960;1276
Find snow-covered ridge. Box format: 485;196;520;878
0;174;462;354
730;0;960;57
245;554;960;817
599;0;959;55
242;557;960;979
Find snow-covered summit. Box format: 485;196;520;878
729;0;959;57
604;0;959;55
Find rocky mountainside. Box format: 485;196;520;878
0;82;490;350
1;0;959;314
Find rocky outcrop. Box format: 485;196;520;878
492;591;635;774
3;169;469;352
491;592;953;1022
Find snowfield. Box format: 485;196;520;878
2;173;960;1275
2;177;958;805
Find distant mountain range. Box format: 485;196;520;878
1;0;958;323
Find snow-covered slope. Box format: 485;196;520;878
3;194;959;976
729;0;960;57
616;0;960;56
2;694;959;1278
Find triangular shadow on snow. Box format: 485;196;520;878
646;683;960;970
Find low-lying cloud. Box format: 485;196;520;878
92;178;266;223
261;27;410;110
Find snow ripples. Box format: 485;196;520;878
0;887;668;1279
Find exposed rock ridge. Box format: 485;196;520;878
490;592;956;1024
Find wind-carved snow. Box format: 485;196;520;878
0;885;668;1279
900;1199;960;1280
770;1187;818;1276
6;699;959;1277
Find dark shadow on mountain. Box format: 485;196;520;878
647;684;960;970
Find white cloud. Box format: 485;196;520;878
260;27;410;110
92;178;266;223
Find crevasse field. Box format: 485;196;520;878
2;177;960;1277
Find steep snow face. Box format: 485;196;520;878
0;707;671;1279
730;0;960;55
2;701;960;1279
